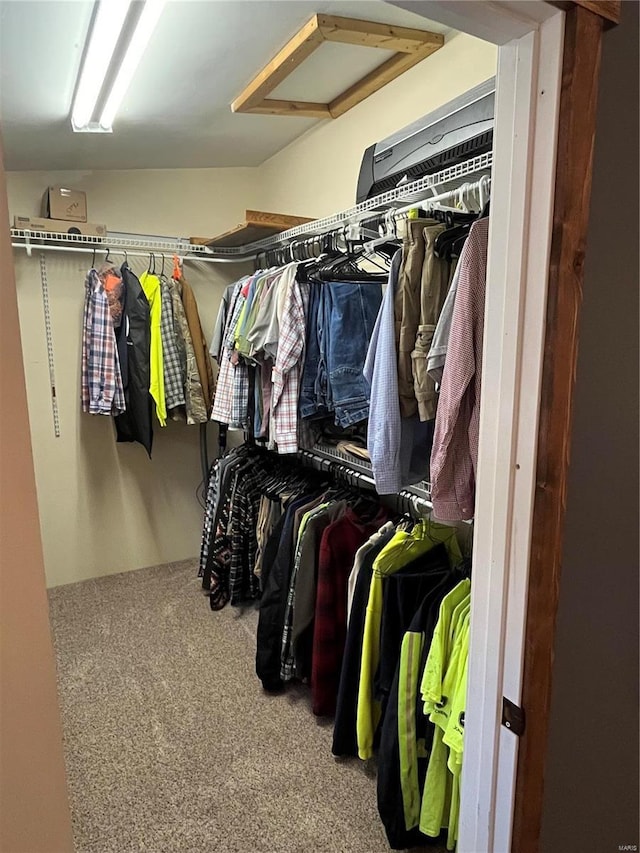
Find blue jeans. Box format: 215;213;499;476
326;281;382;427
299;281;326;419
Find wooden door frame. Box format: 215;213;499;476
512;5;607;851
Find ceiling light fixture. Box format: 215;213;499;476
71;0;131;131
71;0;165;133
99;0;166;131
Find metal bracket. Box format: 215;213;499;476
502;697;526;736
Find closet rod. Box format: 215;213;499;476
298;444;432;508
394;175;491;217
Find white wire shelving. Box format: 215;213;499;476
218;150;493;259
10;229;219;261
9;151;492;263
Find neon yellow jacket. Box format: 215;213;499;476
140;272;166;426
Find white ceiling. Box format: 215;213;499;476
0;0;450;171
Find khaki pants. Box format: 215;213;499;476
395;220;431;418
412;223;449;421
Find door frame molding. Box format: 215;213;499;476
512;7;605;851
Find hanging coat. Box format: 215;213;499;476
114;264;153;456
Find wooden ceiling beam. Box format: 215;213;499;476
316;13;444;52
239;99;331;119
231;15;324;113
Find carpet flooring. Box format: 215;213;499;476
48;559;429;853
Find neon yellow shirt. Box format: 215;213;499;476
139;272;166;426
356;519;462;760
443;628;469;850
419;606;469;841
421;580;471;715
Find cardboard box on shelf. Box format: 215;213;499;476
41;187;87;222
14;216;106;238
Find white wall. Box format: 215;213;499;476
7;33;496;587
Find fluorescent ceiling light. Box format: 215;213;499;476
71;0;165;133
71;0;131;130
99;0;166;131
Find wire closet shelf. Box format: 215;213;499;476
10;151;492;262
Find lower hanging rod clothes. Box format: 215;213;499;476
198;440;472;850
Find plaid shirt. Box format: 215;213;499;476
271;266;308;454
430;219;488;521
230;356;249;429
311;508;388;716
160;278;186;410
81;269;126;416
210;280;245;424
199;460;219;578
228;460;264;604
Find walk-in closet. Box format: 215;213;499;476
2;2;637;853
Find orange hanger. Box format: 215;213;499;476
172;255;182;280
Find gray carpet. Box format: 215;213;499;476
49;559;424;853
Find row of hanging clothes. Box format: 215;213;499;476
81;251;215;456
209;179;490;521
198;442;473;850
209;231;394;454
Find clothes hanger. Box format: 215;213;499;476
433;216;475;261
314;243;389;282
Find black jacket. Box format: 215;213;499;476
256;494;312;692
377;569;459;850
114;264;153;456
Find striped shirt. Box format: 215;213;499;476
271;266;308;454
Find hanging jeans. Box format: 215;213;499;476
299;280;327;419
325;280;383;428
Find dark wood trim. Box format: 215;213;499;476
548;0;620;25
512;7;604;852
